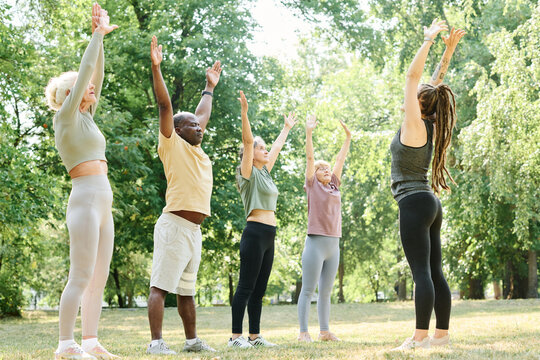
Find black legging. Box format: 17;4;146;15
231;221;276;334
398;192;451;330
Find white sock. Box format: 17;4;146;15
81;338;99;352
57;339;77;352
150;339;162;347
185;338;197;345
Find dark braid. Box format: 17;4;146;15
418;84;457;194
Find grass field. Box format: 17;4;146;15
1;299;539;359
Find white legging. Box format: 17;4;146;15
58;175;114;341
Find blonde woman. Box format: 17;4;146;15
45;4;118;359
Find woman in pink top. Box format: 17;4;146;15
297;115;351;342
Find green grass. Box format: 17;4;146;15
1;300;540;359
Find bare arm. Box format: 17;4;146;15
195;61;222;133
239;91;254;179
332;119;351;181
305;114;316;180
150;36;174;138
267;112;297;173
401;19;448;147
430;27;466;86
90;4;104;115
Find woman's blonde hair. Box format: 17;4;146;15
45;71;78;111
314;160;331;172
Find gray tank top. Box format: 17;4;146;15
390;119;434;202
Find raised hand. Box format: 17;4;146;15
339;119;351;137
442;27;466;49
284;112;297;130
150;35;163;66
206;61;222;89
306;114;317;131
423;18;448;40
95;8;118;35
238;90;248;114
91;3;101;34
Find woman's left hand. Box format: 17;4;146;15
95;9;119;35
339;119;351;137
284;112;297;130
91;3;101;34
442;27;466;49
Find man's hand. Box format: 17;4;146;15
206;61;222;89
151;35;163;66
442;27;466;49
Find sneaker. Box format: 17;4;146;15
297;332;312;342
183;338;216;352
86;344;120;359
391;337;430;351
430;334;450;347
55;343;97;359
146;339;177;355
318;332;341;342
248;336;277;347
227;336;253;348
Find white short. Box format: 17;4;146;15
150;212;202;296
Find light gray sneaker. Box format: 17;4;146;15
430;334;450;347
183;338;216;352
390;336;430;351
146;339;177;355
248;336;277;347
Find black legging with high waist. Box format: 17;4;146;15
231;221;276;334
398;191;451;330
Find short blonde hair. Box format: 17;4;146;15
45;71;78;111
314;160;331;171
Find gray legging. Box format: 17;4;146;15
58;175;114;340
297;235;340;332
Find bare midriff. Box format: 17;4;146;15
170;210;207;225
69;160;108;178
247;209;276;227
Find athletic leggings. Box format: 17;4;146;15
297;235;339;332
231;221;276;334
398;191;451;330
58;175;114;340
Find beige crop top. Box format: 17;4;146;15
54;32;106;172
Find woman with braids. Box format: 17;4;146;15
45;4;119;359
297;115;350;343
228;91;297;348
390;20;465;350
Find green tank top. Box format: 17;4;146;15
237;165;279;218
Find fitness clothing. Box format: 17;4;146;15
297;235;339;332
158;131;212;216
58;175;114;340
54;32;106;173
390;119;434;203
150;213;202;296
237;165;278;218
398;192;451;330
305;174;341;237
231;222;276;334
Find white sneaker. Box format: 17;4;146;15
430;334;450;347
248;336;277;347
227;336;253;348
146;339;177;355
55;343;97;359
85;343;120;359
391;336;430;351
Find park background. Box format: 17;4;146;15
0;0;539;320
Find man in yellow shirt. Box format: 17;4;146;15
146;35;222;354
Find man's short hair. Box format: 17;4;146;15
173;112;195;129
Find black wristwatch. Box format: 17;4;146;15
201;90;213;97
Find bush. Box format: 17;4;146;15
0;271;25;317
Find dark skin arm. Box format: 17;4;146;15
195;61;222;133
150;35;174;138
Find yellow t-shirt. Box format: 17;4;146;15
158;131;213;216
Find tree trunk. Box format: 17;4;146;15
467;276;485;299
112;267;125;308
293;279;302;304
493;280;502;300
228;272;234;305
397;273;407;300
527;249;538;298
